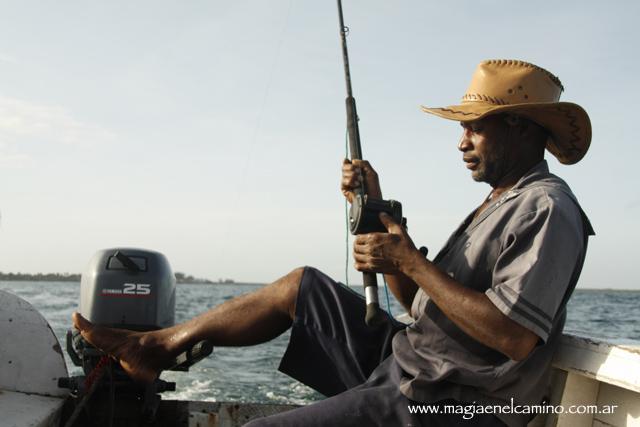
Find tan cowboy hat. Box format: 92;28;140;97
421;59;591;164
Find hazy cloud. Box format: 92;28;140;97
0;53;17;64
0;96;115;147
625;199;640;210
0;140;32;168
0;151;33;168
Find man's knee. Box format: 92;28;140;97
282;266;305;293
289;266;306;284
278;266;329;319
277;266;306;319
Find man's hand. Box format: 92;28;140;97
353;212;418;275
341;159;382;203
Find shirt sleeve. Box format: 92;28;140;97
485;194;585;342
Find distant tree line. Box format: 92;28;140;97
0;272;81;282
174;272;215;284
0;271;224;284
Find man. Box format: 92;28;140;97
73;59;594;426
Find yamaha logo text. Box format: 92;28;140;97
101;283;152;297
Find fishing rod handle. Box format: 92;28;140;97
364;272;386;327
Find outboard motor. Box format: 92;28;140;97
59;248;213;427
80;248;176;331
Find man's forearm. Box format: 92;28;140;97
400;250;537;360
383;272;419;314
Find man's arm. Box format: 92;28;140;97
402;252;538;361
382;273;418;314
353;213;539;361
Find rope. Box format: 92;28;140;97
83;355;110;391
63;355;111;427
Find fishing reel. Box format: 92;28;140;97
348;194;404;234
348;194;406;327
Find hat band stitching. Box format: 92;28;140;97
433;108;479;117
556;106;581;152
462;93;507;105
483;59;565;92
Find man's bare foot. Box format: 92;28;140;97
72;312;176;384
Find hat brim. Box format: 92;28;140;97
421;101;591;165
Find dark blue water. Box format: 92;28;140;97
1;281;638;404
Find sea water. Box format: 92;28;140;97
1;281;639;405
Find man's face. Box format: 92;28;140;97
458;115;513;187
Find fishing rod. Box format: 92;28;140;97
336;0;404;327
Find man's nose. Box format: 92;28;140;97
458;130;472;152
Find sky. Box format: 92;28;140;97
0;0;638;289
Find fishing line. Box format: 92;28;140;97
344;129;350;287
216;0;294;270
382;274;392;317
237;0;294;184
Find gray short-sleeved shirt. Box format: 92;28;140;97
392;161;593;427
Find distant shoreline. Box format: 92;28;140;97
0;272;251;286
0;272;81;282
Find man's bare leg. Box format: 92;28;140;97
73;267;305;383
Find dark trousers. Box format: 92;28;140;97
245;267;505;427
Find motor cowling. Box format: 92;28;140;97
79;248;176;331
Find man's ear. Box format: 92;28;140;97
504;115;529;138
504;114;520;127
520;118;548;146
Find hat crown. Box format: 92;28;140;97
462;59;564;106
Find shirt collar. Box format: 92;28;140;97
510;160;551;193
466;160;552;232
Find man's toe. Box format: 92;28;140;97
72;312;93;333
